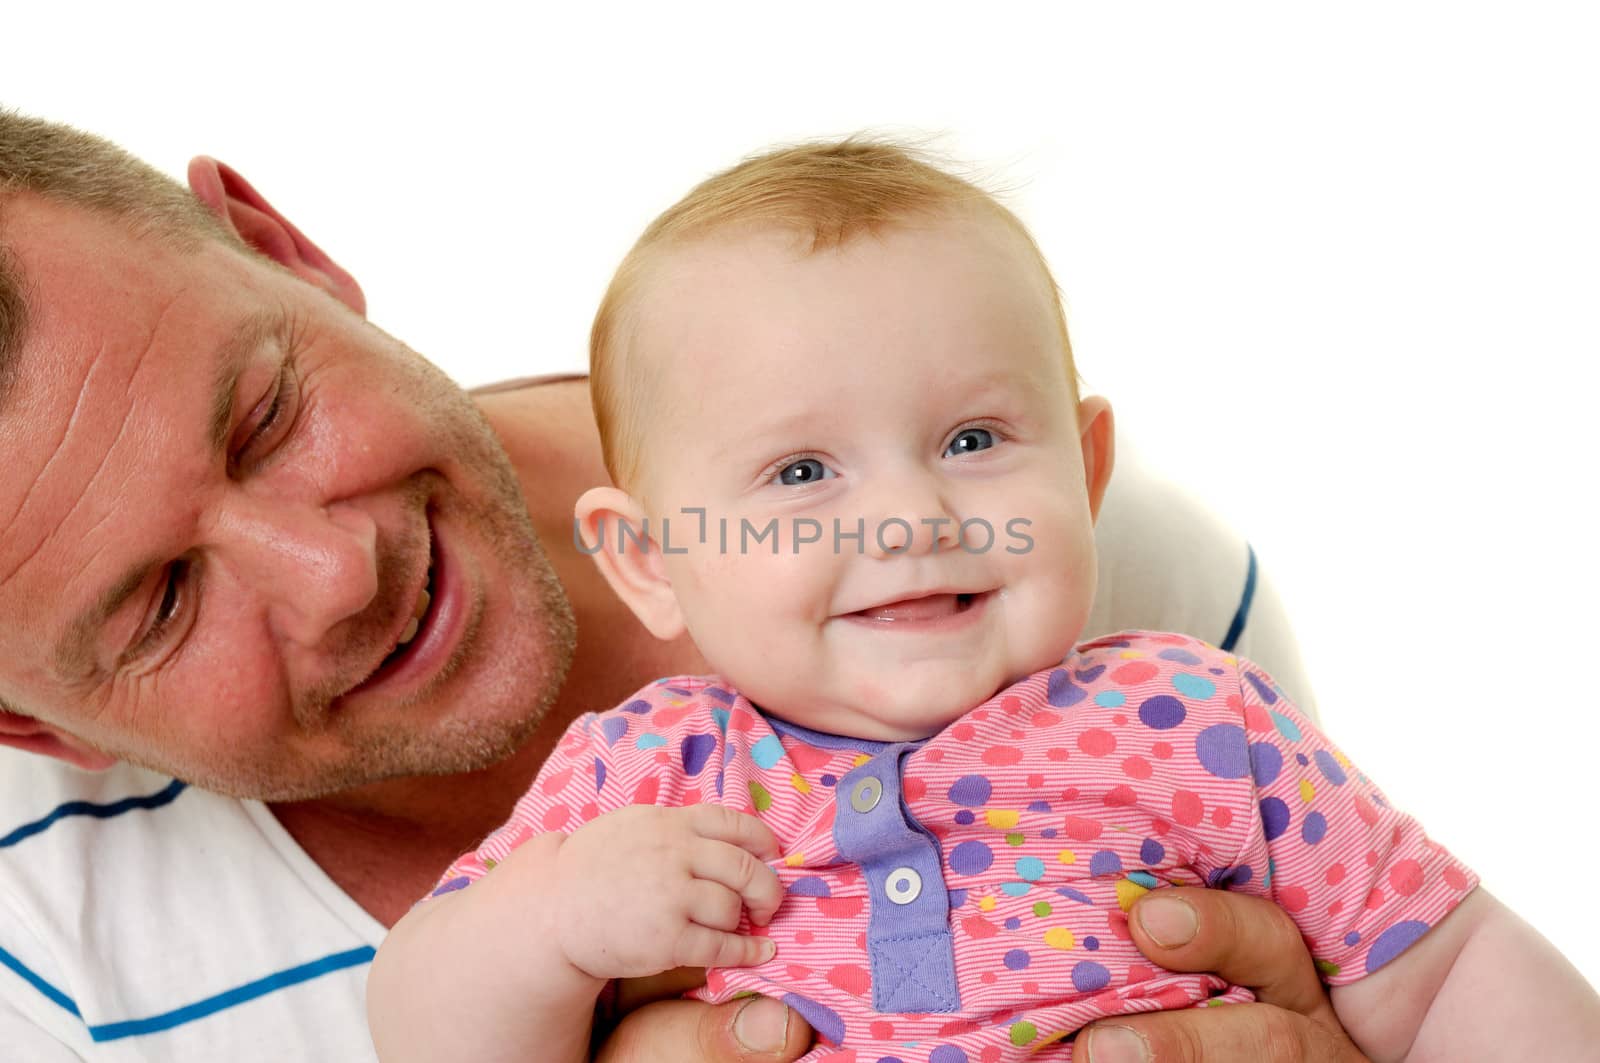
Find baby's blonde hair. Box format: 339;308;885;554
589;138;1078;492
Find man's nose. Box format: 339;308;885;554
863;467;962;559
216;498;380;647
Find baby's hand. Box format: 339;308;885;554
550;804;784;979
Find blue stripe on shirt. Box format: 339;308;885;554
0;944;82;1018
0;779;188;850
1219;543;1258;653
86;946;376;1042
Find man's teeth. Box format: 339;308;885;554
395;584;432;649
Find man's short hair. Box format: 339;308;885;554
587;138;1079;494
0;108;244;399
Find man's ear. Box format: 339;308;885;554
186;156;367;316
1077;394;1116;523
0;707;118;772
574;486;687;642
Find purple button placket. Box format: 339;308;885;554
833;745;961;1013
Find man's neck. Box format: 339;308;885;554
270;376;707;926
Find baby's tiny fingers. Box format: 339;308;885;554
688;880;745;932
691;838;785;925
675;923;778;971
687;805;782;860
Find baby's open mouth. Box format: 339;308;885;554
848;591;983;623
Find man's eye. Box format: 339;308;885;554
134;560;192;656
945;427;996;457
233;363;298;470
774;457;834;486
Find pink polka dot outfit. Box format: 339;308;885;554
435;632;1476;1061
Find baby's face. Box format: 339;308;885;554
627;213;1108;740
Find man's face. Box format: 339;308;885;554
0;197;575;800
627;214;1104;741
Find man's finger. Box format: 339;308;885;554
1127;888;1333;1020
1080;1002;1366;1063
595;995;813;1063
688;805;783;860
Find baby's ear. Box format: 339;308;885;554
1076;395;1116;522
573;487;687;641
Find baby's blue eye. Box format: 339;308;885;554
945;428;995;457
777;458;832;486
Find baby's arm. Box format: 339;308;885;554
367;804;783;1063
1330;886;1600;1061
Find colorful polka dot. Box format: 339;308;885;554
1389;859;1424;896
1138;695;1186;730
1365;921;1430;973
749;735;784;769
1072;960;1112;991
1089;850;1122;876
1047;669;1087;707
1249;742;1282;786
1195;723;1250;779
948;775;992;806
1244;671;1278;704
1078;728;1117;756
1260;797;1291;841
1171;673;1216;700
950;840;994;875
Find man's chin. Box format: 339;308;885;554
110;712;542;804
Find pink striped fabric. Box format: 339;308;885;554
436;631;1476;1061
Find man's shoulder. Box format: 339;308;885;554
0;747;190;840
0;749;382;1059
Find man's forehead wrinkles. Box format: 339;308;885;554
0;309;165;585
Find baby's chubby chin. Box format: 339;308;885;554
778;654;1058;744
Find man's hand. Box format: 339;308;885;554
596;991;814;1063
1081;888;1369;1062
553;805;785;978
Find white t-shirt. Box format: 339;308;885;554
0;422;1313;1060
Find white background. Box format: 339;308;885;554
9;1;1598;994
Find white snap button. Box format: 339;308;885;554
885;866;922;905
850;777;883;813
